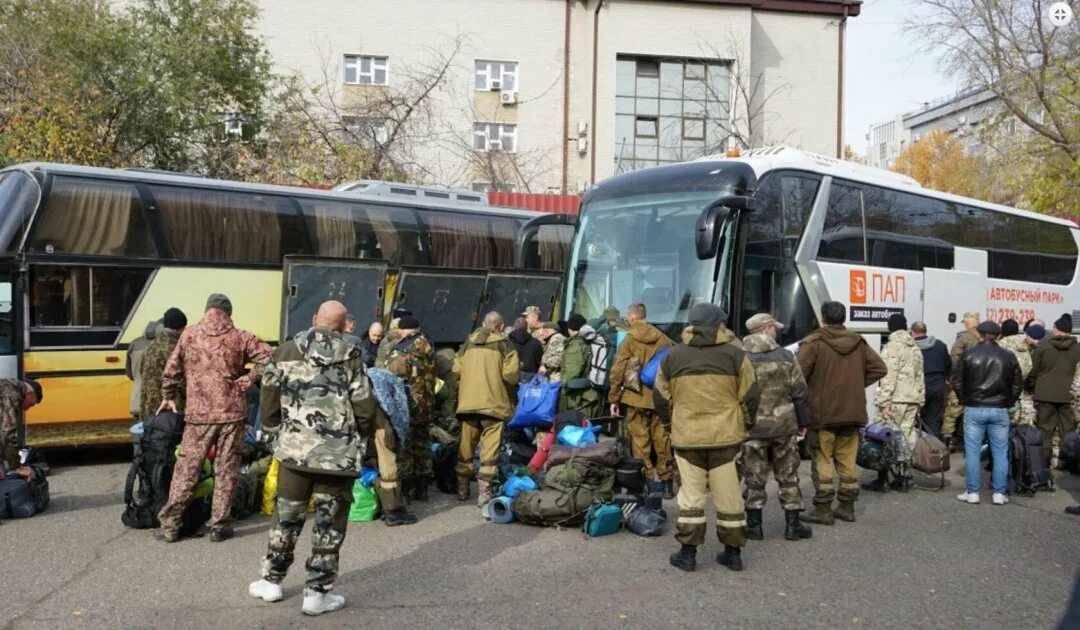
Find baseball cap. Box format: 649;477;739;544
963;311;980;321
522;305;541;317
745;313;783;334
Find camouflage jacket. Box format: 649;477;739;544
260;327;377;477
875;330;926;407
376;330;436;423
140;328;183;420
0;379;22;468
742;332;810;438
161;309;272;424
1000;334;1033;379
950;328;979;365
541;333;567;374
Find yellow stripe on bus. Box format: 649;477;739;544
24;350;126;373
26;374;131;425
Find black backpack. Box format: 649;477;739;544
122;412;185;530
1009;425;1054;496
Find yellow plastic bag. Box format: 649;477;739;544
260;458;316;515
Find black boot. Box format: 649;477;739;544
745;509;764;541
716;545;743;571
1066;505;1080;516
412;477;430;502
889;466;912;493
383;508;417;527
862;470;890;493
668;544;697;572
399;479;413;505
784;510;812;541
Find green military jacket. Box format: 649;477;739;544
559;333;600;416
742;332;810;439
376;330;437;424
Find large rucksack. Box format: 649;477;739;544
122;412;185;529
587;335;610;389
511;487;597;526
1009;425;1054;496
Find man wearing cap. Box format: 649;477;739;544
522;305;543;339
740;313;812;542
944;311;981;451
868;313;924;493
797;301;887;526
609;303;676;497
1027;313;1080;470
559;313;601;416
538;321;567;379
157;293;272;543
654;303;760;572
376;315;437;501
140;308;188;421
954;320;1021;505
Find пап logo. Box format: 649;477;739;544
849;270;867;305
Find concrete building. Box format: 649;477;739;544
866;87;1015;170
257;0;861;192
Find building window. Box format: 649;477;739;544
475;60;518;91
344;55;388;85
342;116;389;145
473;123;517;152
614;55;730;173
879;143;887;161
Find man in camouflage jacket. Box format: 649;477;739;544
139;308;187;421
376;315;437;501
869;314;925;493
0;379;42;472
248;300;376;615
741;314;812;542
157;294;271;543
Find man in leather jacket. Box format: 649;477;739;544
953;320;1022;506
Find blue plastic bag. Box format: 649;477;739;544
557;424;601;447
508;375;561;428
640;347;670;389
501;475;538;498
359;465;380;488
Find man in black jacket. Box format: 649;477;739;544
954;321;1022;506
508;317;543;379
911;321;950;439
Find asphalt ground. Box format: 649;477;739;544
1;448;1078;630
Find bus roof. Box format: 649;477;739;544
1;162;544;219
696;146;1077;229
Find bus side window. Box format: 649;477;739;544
29;177;156;258
817;183;865;263
29;265;152;347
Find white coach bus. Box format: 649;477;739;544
563;146;1080;344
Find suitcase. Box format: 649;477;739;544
546;441;619;469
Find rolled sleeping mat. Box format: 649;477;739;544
486;496;515;524
863;424;896;444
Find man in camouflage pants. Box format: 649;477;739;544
249;301;377;616
869;313;925;493
741;314;812;542
376;315;437;501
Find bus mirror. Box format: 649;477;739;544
696;195;753;259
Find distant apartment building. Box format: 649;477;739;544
866;87;1021;170
256;0;862;192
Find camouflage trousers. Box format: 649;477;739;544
879;403;920;464
158;421;244;533
674;447;746;548
1011;393;1036;426
943;390;964;442
398;421;433;481
808;426;860;506
742;435;804;511
261;465;353;593
626;406;673;482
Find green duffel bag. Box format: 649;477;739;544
511;487;596;527
545;458;615;501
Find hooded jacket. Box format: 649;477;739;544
654;326;760;449
874;329;926;407
509;329;543;375
140;327;183;420
260;327;376;476
161;309;272;424
127;321;160;415
608;321;674;409
1027;335;1080;403
913;334;950;389
453;327;519;420
797;325;888;429
742;331;809;439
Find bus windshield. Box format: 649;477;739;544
567;189;737;334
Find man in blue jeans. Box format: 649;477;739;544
953;320;1022;506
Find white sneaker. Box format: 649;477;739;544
992;493;1009;505
956;492;980;504
302;588;345;616
248;579;284;603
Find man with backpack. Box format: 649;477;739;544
609;303;675;498
868;313;924;493
0;378;43;472
156;294;272;543
139;308;187;422
954;320;1022;506
654;303;760;572
559;314;601;417
248;300;375;616
1027;313;1080;470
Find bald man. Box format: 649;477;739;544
251;300;377;615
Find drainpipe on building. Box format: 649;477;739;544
590;0;602;186
837;2;849;158
562;0;572;193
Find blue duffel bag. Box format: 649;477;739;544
508;375;561;429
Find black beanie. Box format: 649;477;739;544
163;308;187;330
1000;319;1020;337
1055;313;1073;334
887;313;908;333
398;315;420;330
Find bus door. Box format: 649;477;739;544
0;268;16;379
393;267;487;344
281;257;388;341
481;269;563;323
922;266;986;342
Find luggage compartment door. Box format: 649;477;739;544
480;269;563;323
281;257;389;341
392;267;487;344
922;266;986;342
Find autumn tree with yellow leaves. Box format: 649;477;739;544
892;129;983;198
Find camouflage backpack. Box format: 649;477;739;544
856;436;898;472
